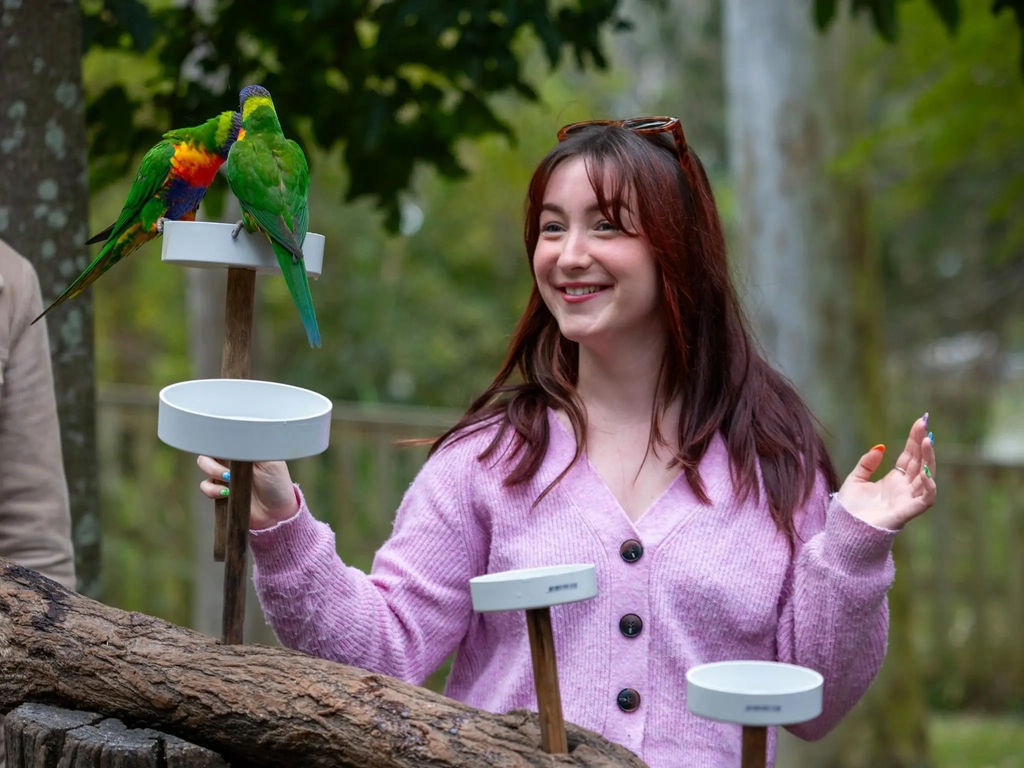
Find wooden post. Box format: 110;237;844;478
217;267;256;644
524;606;568;754
741;725;767;768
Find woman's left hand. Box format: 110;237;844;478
836;414;937;531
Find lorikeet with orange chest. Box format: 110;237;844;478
33;110;244;324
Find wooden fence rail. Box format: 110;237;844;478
94;384;1023;710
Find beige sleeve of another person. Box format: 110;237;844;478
0;239;77;768
0;238;76;586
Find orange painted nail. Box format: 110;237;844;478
871;444;885;453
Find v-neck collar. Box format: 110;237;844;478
546;407;688;531
545;407;734;544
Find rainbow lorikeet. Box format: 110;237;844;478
32;110;244;324
225;85;321;348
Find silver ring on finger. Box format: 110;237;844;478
894;466;907;475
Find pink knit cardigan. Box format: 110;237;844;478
249;410;897;767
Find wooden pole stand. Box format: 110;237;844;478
216;266;256;644
524;606;568;753
741;725;767;768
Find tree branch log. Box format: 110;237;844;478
0;559;647;767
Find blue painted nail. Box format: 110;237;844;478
928;431;934;445
222;471;231;482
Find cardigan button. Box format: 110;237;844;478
619;613;643;638
619;539;644;563
616;688;641;712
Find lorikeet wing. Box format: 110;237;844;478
227;137;308;255
32;142;176;324
82;142;176;246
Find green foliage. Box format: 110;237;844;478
814;0;1024;72
930;713;1024;768
81;0;643;228
827;0;1024;450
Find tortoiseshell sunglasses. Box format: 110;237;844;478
556;116;689;171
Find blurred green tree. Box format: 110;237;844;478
813;0;1024;72
834;0;1024;449
81;0;649;229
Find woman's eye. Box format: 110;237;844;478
596;220;619;232
541;221;564;234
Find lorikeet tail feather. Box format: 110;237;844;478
272;240;321;348
31;224;152;325
85;222;115;245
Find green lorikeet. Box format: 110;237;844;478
33;111;243;325
225;85;321;348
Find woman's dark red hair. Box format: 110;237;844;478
429;123;839;544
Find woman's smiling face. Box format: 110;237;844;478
532;157;663;354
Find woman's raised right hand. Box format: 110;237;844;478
197;456;300;530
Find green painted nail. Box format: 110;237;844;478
220;487;230;497
924;464;932;478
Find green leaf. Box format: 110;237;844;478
106;0;155;52
927;0;962;33
992;0;1024;74
864;0;900;41
814;0;839;29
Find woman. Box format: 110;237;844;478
198;117;936;767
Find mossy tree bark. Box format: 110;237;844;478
0;0;100;600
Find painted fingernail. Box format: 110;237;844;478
924;464;932;478
871;444;885;453
220;487;230;497
923;412;930;428
222;471;231;482
928;431;934;445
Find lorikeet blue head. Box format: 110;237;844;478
239;85;275;120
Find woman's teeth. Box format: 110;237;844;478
564;286;603;296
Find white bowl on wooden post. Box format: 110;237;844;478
685;660;823;768
469;564;598;754
157;220;328;647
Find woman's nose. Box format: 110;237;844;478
559;228;591;269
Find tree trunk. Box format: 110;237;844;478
0;558;648;768
0;0;100;599
722;0;858;462
722;1;930;766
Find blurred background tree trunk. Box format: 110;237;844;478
723;0;930;766
0;0;100;599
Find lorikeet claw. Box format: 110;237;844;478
231;219;245;239
156;217;169;234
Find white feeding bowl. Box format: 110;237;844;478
160;220;324;279
470;564;597;612
686;661;823;726
157;379;332;462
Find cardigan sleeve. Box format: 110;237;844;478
775;476;898;741
247;436;490;686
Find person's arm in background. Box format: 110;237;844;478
0;239;75;591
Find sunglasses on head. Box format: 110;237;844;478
556;116;689;172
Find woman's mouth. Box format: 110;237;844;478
560;284;609;302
